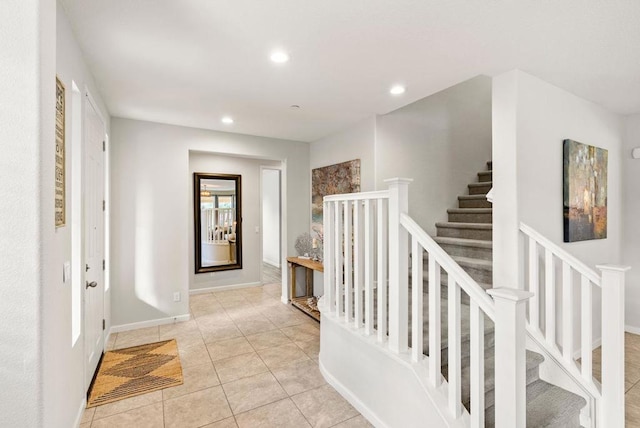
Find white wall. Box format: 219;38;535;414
623;114;640;330
310;116;376;191
45;4;112;427
491;71;520;289
493;70;624;349
110;118;309;325
310;77;493;235
493;70;623;285
0;1;53;425
376;76;493;233
1;2;110;426
189;153;280;290
262;168;281;267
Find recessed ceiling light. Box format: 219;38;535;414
270;51;290;64
221;116;234;124
390;85;406;95
290;105;300;109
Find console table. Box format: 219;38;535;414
287;256;323;321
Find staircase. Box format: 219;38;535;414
435;161;493;290
319;175;628;428
410;161;585;427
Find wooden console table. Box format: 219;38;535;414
287;257;323;321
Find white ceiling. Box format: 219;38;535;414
60;0;640;142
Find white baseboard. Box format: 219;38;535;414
109;314;191;333
572;337;602;360
73;398;86;428
189;281;262;295
263;258;281;268
319;360;389;428
626;325;640;335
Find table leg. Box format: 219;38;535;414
290;263;296;301
306;268;312;297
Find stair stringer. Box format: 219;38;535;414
319;309;469;428
526;329;599;428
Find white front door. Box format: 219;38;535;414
84;96;105;389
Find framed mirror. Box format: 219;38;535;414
194;173;242;273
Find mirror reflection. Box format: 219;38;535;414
194;173;242;273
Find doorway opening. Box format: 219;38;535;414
261;167;282;285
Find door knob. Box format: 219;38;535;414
85;281;98;289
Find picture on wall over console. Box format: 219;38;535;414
311;159;361;240
563;139;608;242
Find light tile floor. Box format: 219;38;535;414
82;279;640;427
80;283;372;428
590;332;640;427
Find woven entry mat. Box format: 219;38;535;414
87;339;183;408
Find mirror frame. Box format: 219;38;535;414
193;172;242;273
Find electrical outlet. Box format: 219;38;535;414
173;292;181;302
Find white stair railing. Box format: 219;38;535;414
321;178;532;428
203;207;235;243
520;222;629;428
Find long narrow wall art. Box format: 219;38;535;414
563;139;608;242
311;159;361;240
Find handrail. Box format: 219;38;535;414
401;213;496;321
520;222;601;286
324;190;389;202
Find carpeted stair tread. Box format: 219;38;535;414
458;195;492;208
437;222;493;240
458;195;491;201
451;256;492;270
431;237;492;249
477;170;492;182
446;350;545;411
447;208;492;214
468;187;491;196
485;380;586;428
436;222;492;230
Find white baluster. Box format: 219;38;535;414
386;178;412;354
470;301;485;428
598;264;630;428
411;237;423;362
344;200;352;323
562;261;573;362
429;256;442;387
354;201;363;328
364;200;374;335
334;201;343;316
377;198;388;343
580;274;592;381
448;279;462;418
324;201;334;312
529;237;539;330
487;288;533;428
545;248;556;347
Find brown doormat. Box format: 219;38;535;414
87;339;183;408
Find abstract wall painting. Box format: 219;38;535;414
563;139;608;242
311;159;361;240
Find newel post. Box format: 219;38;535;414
598;264;630;428
487;288;533;428
385;178;413;354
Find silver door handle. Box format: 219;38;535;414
85;281;98;289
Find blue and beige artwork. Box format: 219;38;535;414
563;139;608;242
